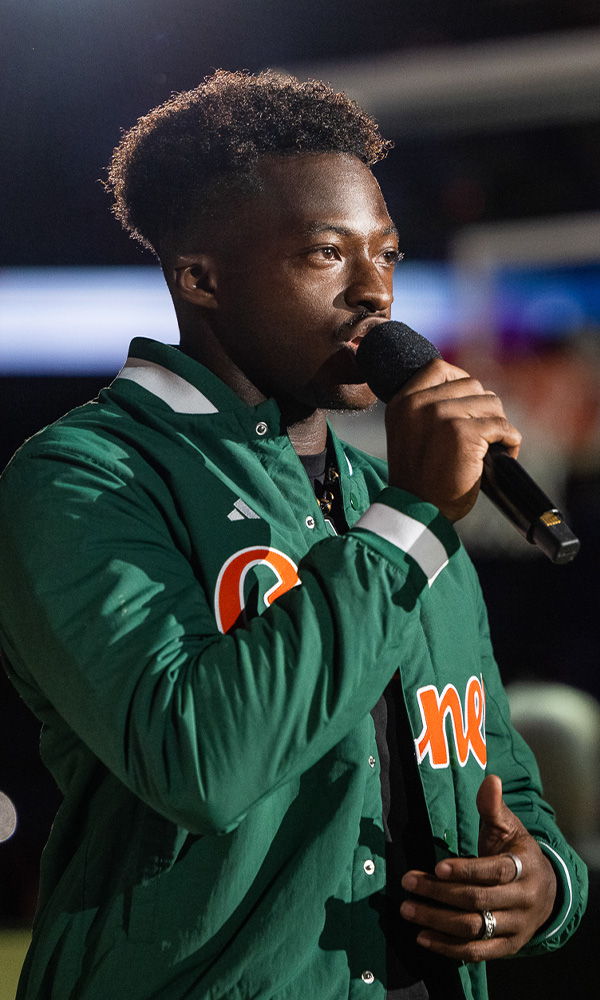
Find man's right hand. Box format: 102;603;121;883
385;358;522;523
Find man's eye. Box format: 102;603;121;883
318;246;338;259
305;245;341;261
382;249;404;265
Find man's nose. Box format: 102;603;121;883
344;258;393;313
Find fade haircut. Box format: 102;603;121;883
105;69;392;260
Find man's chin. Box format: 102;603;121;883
321;383;378;412
275;381;377;423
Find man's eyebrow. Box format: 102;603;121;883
295;222;399;240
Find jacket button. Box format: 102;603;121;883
363;859;375;876
255;421;268;436
368;755;376;768
361;971;375;984
443;828;457;851
305;516;316;529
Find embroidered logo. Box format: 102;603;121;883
214;546;300;633
414;675;487;770
227;498;261;521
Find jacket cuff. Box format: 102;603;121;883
350;487;461;588
527;840;576;947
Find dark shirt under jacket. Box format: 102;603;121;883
299;447;447;1000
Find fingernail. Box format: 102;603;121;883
436;861;452;878
400;901;415;919
417;933;431;948
402;873;417;891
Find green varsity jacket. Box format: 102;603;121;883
0;338;587;999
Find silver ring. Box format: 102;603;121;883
507;852;523;882
480;910;496;940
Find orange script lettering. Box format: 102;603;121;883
414;675;487;769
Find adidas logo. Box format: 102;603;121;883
227;498;261;522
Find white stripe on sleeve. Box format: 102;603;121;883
355;503;449;586
535;841;574;939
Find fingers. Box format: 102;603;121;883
477;774;529;858
476;773;504;824
415;933;510;963
387;358;517;431
399;862;538;962
412;924;519;963
422;400;521;455
397;776;558;963
386;364;520;470
400;898;520;961
392;382;520;449
401;868;524;911
435;852;527;888
384;356;522;520
399;823;558;962
401;898;487;939
396;358;471;395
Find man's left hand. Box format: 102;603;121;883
399;774;557;961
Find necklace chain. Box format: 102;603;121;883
316;464;340;516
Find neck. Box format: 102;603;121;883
178;324;328;457
285;408;328;455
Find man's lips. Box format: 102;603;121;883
338;317;389;351
328;321;389;386
346;335;363;353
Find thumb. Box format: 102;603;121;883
477;774;523;857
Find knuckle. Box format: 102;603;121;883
428;358;448;373
434;358;469;381
505;925;529;955
502;937;522;957
462;941;484;963
521;884;538;908
502;859;518;883
454;860;476;885
394;395;421;421
470;888;489;911
444;414;467;443
494;937;524;958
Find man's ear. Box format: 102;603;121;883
171;255;219;309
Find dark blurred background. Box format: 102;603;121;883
1;1;600;996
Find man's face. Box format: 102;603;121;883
207;152;398;412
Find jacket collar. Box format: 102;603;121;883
113;337;258;416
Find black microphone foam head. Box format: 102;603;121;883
355;321;442;403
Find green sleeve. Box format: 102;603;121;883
475;579;588;953
0;442;434;837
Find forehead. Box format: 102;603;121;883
247;152;393;237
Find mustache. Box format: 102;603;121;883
334;310;383;344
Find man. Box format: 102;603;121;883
0;70;587;999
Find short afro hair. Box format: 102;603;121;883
105;69;392;260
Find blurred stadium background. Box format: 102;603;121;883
1;2;599;996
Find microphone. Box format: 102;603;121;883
356;321;580;565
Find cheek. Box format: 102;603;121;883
235;294;333;361
215;269;339;382
248;266;334;318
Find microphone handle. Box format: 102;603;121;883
481;443;580;565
